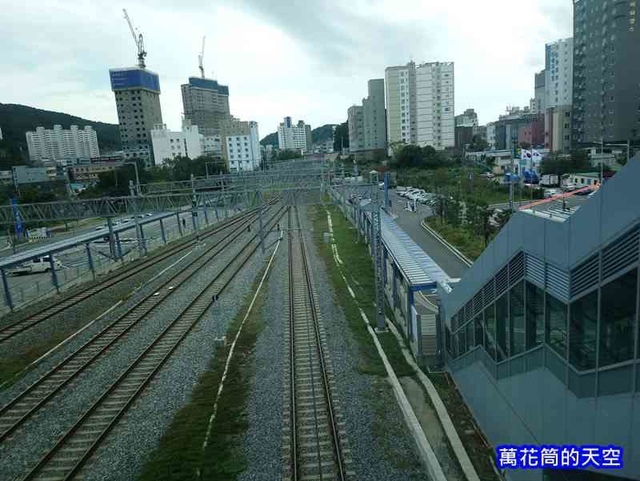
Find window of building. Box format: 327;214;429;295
475;314;484;349
546;294;567;357
525;282;545;349
599;268;637;367
484;304;497;359
569;290;598;370
496;294;508;360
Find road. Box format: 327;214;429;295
387;190;470;279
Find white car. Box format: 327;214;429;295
8;256;63;275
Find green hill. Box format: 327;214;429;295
311;124;337;143
260;131;278;147
0;103;121;164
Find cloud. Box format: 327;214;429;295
0;0;572;137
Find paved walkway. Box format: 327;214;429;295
387;191;470;279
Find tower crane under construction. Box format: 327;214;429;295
198;36;206;78
123;8;147;68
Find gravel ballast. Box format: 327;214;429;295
79;232;280;481
238;225;287;481
296;205;427;481
0;214;279;481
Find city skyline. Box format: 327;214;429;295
0;0;571;137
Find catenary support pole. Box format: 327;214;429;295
159;218;167;244
85;243;95;280
1;268;13;310
48;255;59;293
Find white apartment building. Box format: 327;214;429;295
545;38;573;109
385;61;454;152
202;135;222;157
26;125;100;164
385;62;416;152
150;120;203;165
225;121;260;172
415;62;455;149
277;116;312;152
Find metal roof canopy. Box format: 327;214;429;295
359;202;449;289
0;211;178;269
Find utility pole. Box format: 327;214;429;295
372;185;386;331
258;189;265;253
509;139;516;212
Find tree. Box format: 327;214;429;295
277;149;301;161
388;140;405;159
395;145;424;168
519;141;532;150
333;121;349;152
468;135;488;152
541;150;592;175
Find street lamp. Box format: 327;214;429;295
123;161;141;196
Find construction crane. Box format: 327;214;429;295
198;36;206;78
123;8;147;69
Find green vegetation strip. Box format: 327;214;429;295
425;217;485;261
310;205;412;377
429;373;497;481
138;269;268;481
318;203;499;481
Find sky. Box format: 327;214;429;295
0;0;573;139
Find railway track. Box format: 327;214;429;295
0;204;283;444
0;205;270;344
283;208;353;481
15;206;287;481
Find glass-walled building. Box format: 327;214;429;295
439;160;640;481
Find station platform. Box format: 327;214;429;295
330;187;450;369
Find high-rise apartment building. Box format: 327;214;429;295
362;79;387;150
181;77;231;137
109;67;163;168
26;125;100;165
545;38;573;110
573;0;640;145
347;105;364;152
415;62;455;150
385;62;417;151
385;61;454;152
277;117;312;152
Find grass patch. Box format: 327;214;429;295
425;217;485;261
367;376;425;479
310;205;384;376
429;372;498;481
311;204;415;379
0;332;68;386
137;270;267;481
311;204;414;378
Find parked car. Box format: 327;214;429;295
8;256;63;275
